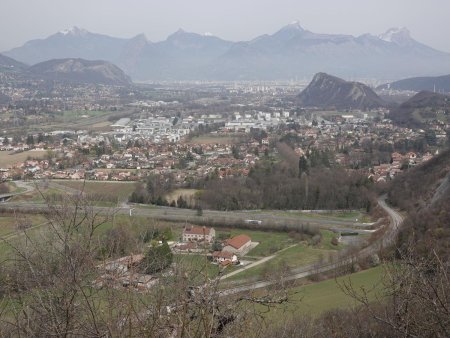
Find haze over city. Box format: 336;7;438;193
0;1;449;337
1;0;450;52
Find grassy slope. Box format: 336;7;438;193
223;230;341;283
54;181;137;202
0;214;47;237
262;265;384;319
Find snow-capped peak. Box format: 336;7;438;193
378;27;411;43
59;26;88;36
203;32;213;37
273;20;305;40
287;20;304;31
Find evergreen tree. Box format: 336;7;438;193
26;135;34;146
177;195;188;208
298;155;309;177
141;242;173;274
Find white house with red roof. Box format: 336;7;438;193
212;251;238;264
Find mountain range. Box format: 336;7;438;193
3;23;450;81
297;73;386;110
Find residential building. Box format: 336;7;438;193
212;251;238;264
182;226;215;242
222;234;252;255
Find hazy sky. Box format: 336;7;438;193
1;0;450;52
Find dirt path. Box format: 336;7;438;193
221;244;297;280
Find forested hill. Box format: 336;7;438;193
199;146;374;211
389;148;450;257
388;91;450;127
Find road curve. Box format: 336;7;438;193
220;195;404;296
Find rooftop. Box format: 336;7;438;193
224;234;251;249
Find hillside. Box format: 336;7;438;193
388;91;450;127
0;53;27;72
389;148;450;258
378;74;450;92
297;73;386;110
27;58;131;86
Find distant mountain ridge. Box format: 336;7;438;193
378;74;450;93
5;27;131;67
4;23;450;81
27;58;131;85
297;73;386;110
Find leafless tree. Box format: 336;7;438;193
338;246;449;338
0;190;298;337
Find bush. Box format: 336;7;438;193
0;183;10;194
331;237;340;246
311;234;322;246
369;253;381;267
141;242;173;274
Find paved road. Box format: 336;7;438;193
219;195;404;296
221;245;297;280
0;181;35;201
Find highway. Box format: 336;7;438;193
1;180;376;233
0;200;377;233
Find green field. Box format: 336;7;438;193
0;211;178;257
187;135;238;145
165;189;200;204
0;150;47;168
222;230;341;283
54;180;137;202
259;266;385;319
268;210;372;223
225;245;336;283
11;180;137;207
9;187;63;203
0;214;47;237
3;181;25;194
58;110;110;120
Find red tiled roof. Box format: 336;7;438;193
177;242;197;250
224;234;251;249
184;226;212;235
212;251;233;258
